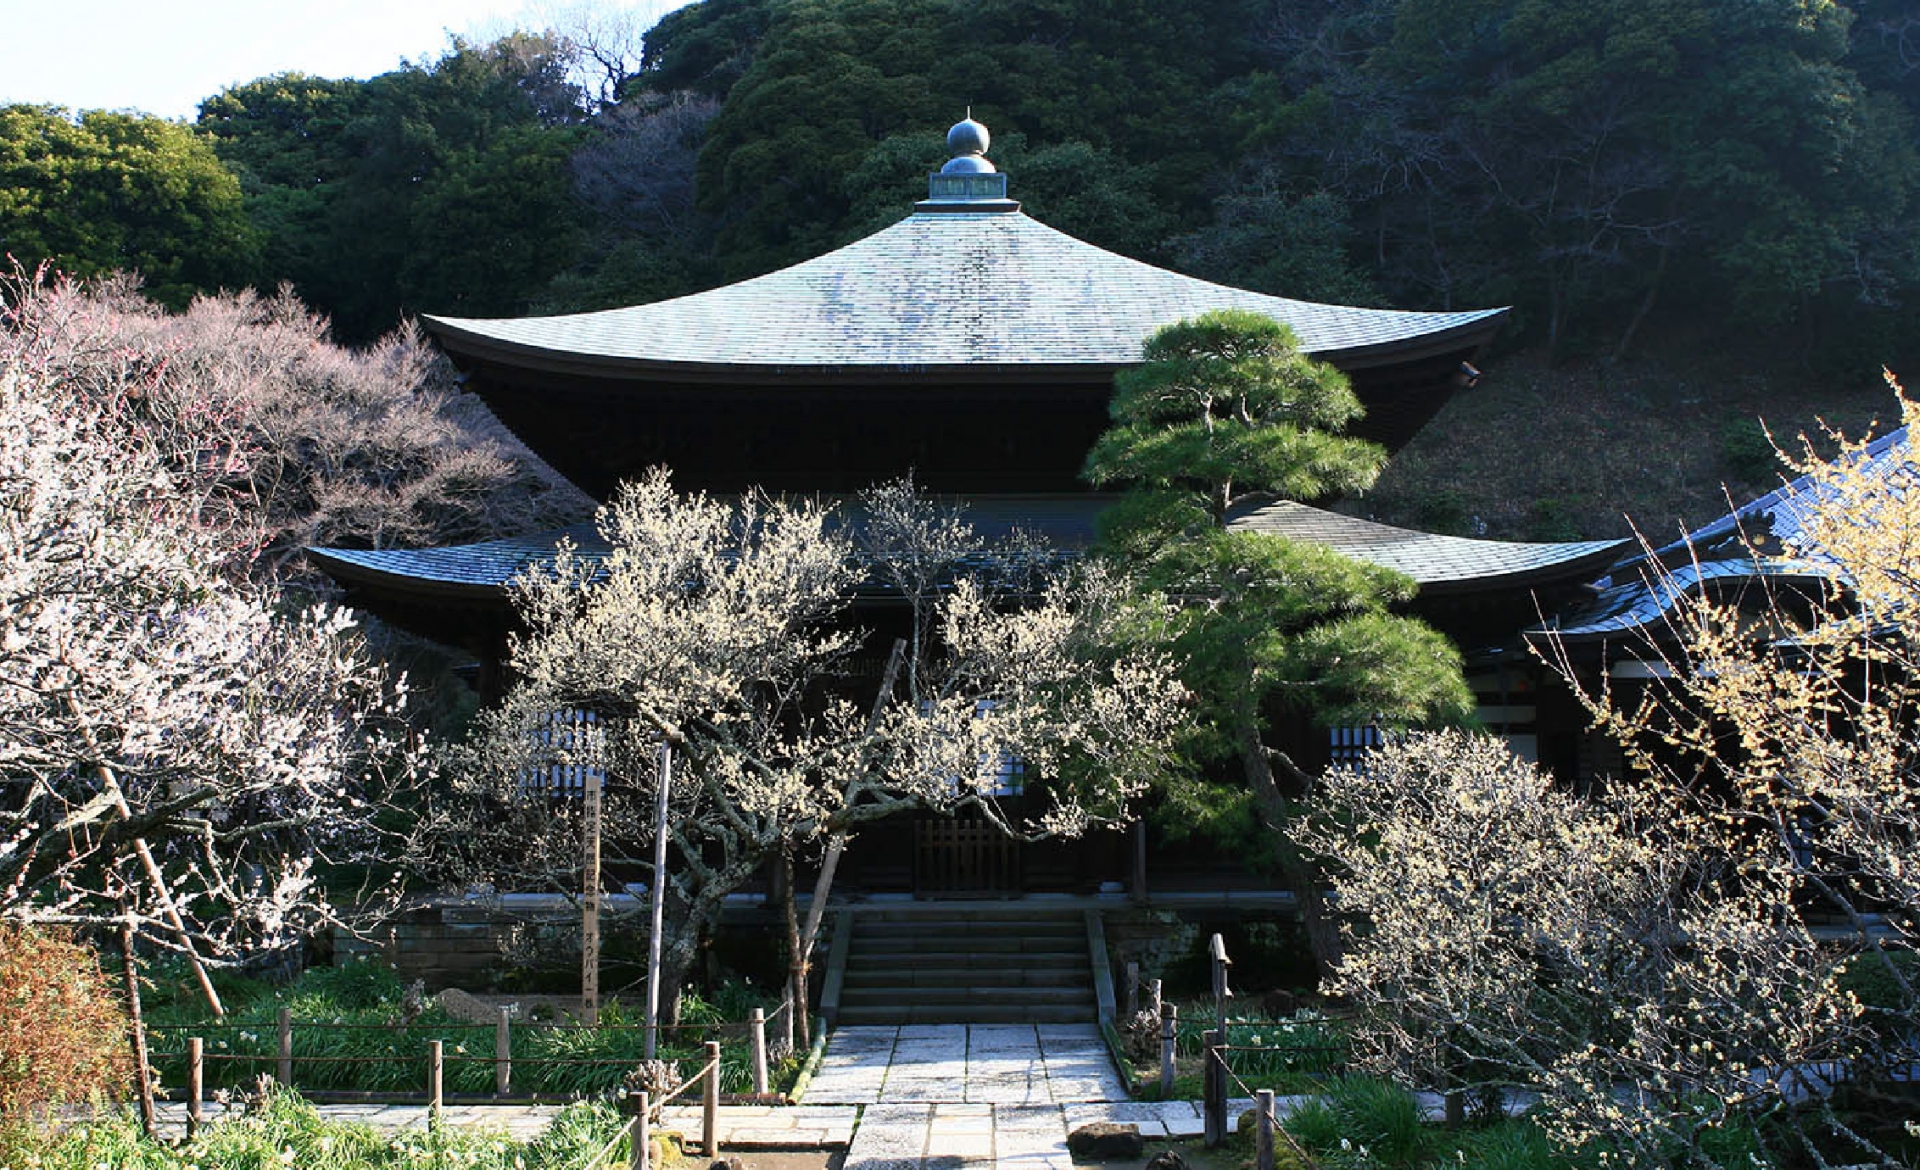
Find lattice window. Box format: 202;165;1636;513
1328;725;1399;771
519;708;606;796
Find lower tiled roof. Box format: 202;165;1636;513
1225;500;1628;593
311;496;1626;600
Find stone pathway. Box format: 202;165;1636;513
807;1024;1128;1106
805;1024;1246;1169
153;1023;1260;1168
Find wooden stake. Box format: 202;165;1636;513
750;1007;769;1095
1210;932;1232;1039
277;1006;292;1086
428;1040;444;1128
1159;1002;1177;1097
186;1037;204;1139
702;1040;722;1156
629;1090;651;1170
496;1006;512;1097
1203;1029;1226;1148
1256;1089;1276;1170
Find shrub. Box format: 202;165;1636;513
0;925;133;1119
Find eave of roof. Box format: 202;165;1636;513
424;211;1506;380
310;496;1626;603
1225;499;1630;595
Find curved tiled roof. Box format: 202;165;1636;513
1226;499;1628;594
311;495;1622;600
1534;427;1911;642
1540;560;1830;641
425;211;1505;375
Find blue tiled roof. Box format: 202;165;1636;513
1537;427;1911;641
426;211;1505;373
1543;560;1830;640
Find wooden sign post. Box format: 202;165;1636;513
583;770;603;1028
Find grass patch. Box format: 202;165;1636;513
143;959;790;1098
4;1088;640;1169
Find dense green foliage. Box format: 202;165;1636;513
0;106;257;307
197;36;589;341
7;0;1914;365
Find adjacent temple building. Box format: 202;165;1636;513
313;118;1796;1007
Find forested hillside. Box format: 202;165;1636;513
4;0;1916;538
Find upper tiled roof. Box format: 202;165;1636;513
311;495;1622;600
425;211;1506;374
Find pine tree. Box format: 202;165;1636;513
1085;309;1472;976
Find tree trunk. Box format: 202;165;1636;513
780;844;809;1048
120;915;157;1138
1611;241;1670;364
1237;720;1344;982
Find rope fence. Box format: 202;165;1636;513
161;1035;725;1170
143;996;788;1118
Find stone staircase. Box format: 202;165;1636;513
831;907;1097;1025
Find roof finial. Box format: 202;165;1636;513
943;113;993;174
919;113;1016;212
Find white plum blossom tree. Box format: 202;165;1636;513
440;470;1187;1020
0;352;421;999
1306;378;1920;1168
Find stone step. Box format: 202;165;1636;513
833;1003;1096;1025
844;943;1087;965
842;966;1088;989
850;908;1085;924
832;907;1097;1027
839;985;1094;1008
847;932;1083;955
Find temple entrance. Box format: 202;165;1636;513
913;810;1021;896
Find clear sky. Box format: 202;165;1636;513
0;0;674;122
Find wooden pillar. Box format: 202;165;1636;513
1256;1089;1276;1170
1159;1003;1177;1097
428;1040;444;1129
277;1007;293;1087
750;1008;769;1095
645;745;671;1061
1209;932;1232;1039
